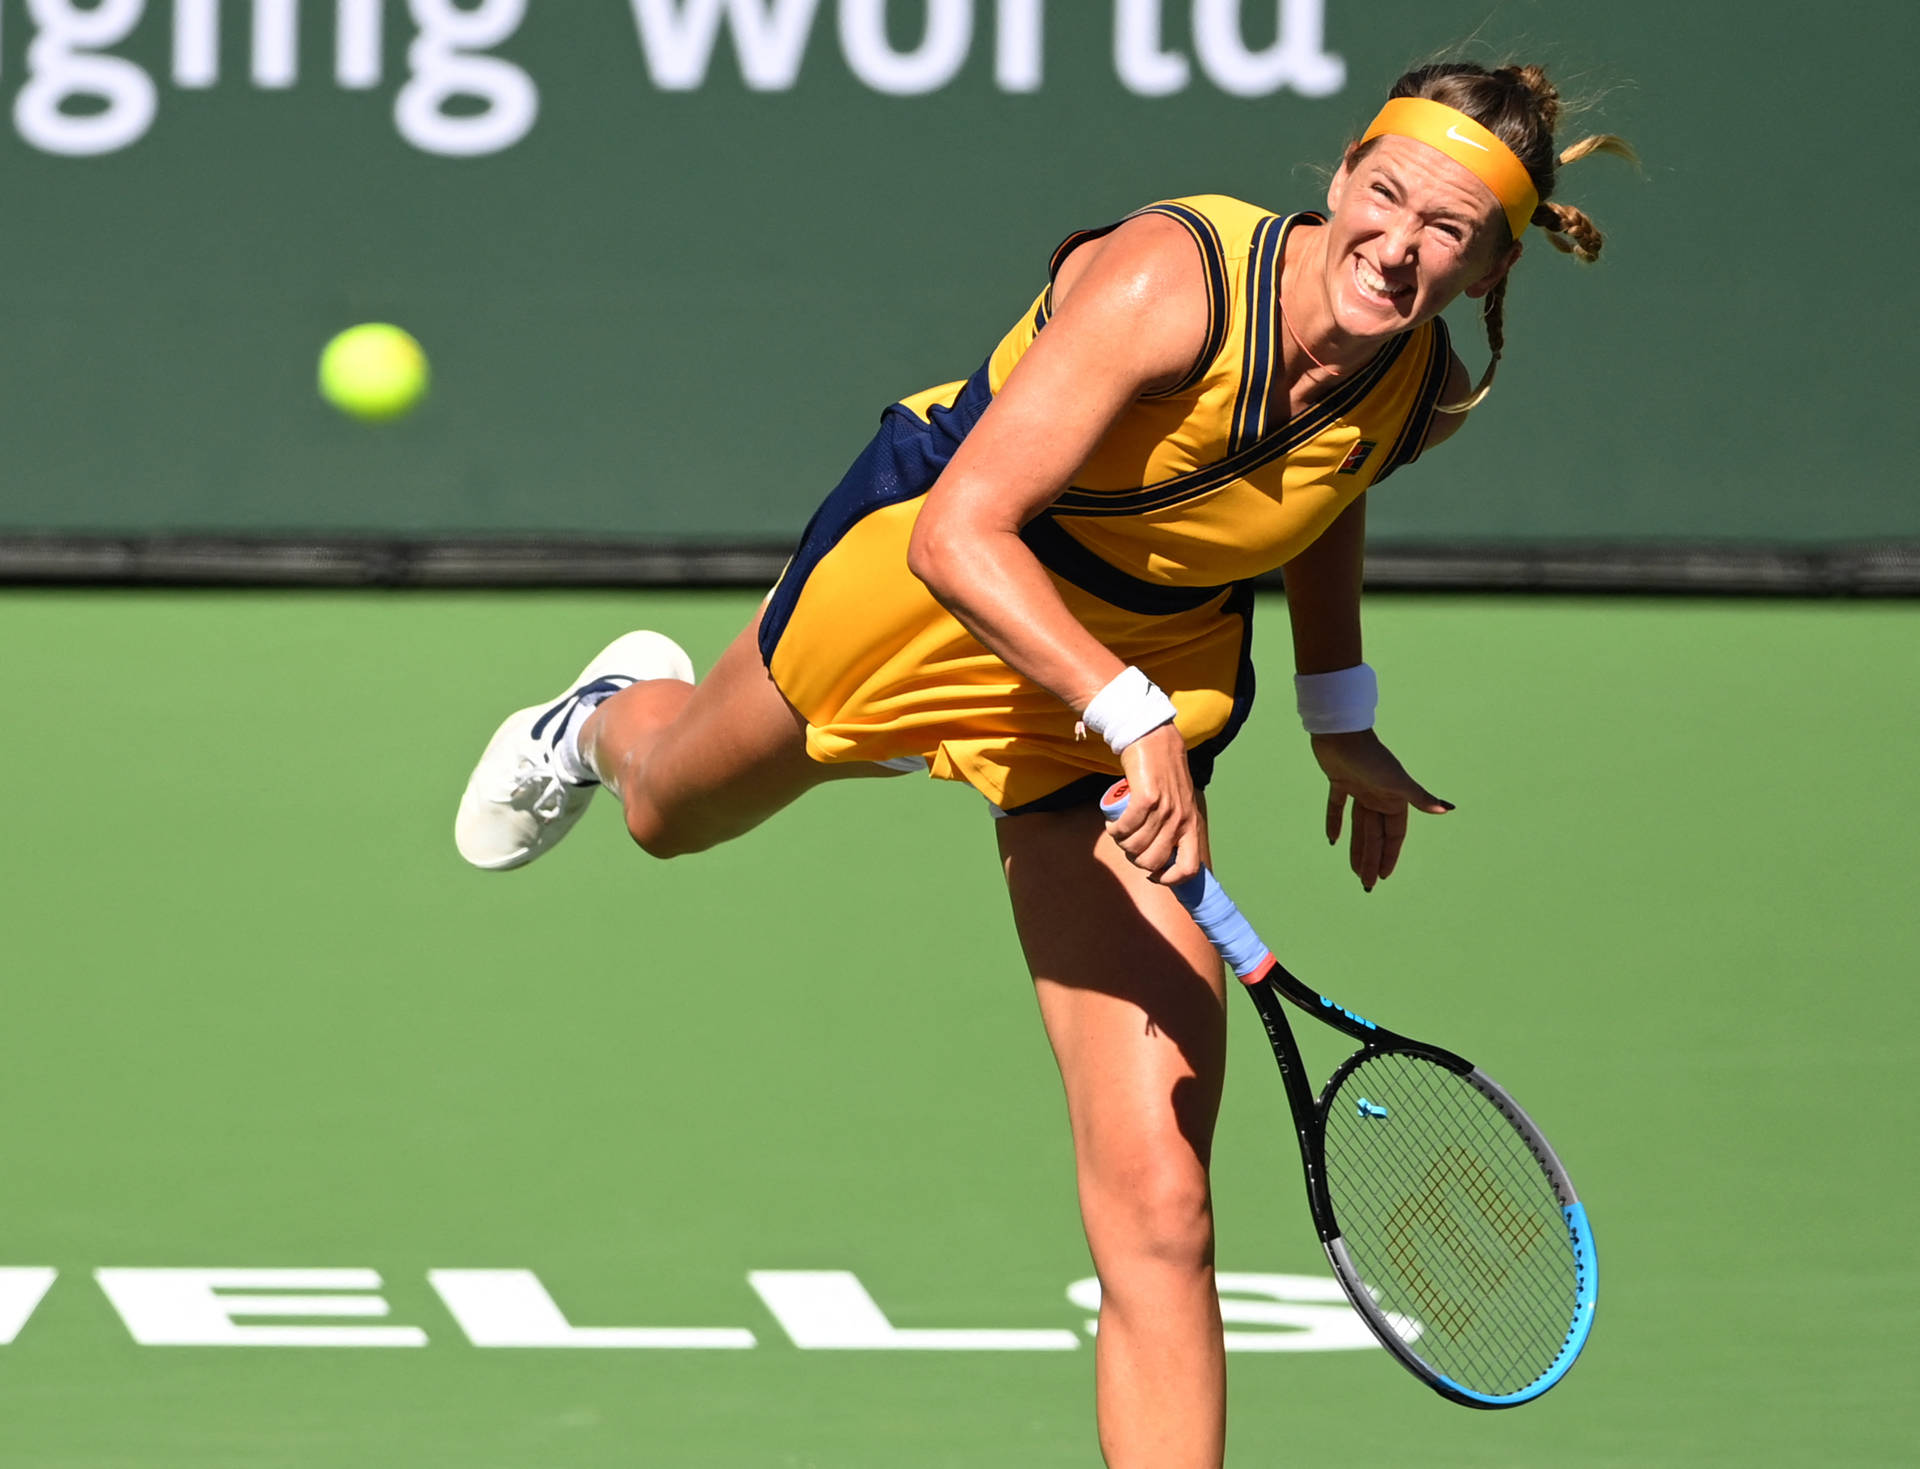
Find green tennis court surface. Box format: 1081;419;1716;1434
2;590;1912;1467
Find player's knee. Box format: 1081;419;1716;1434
1087;1161;1215;1275
623;798;713;860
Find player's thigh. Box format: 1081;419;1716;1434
631;605;884;848
998;803;1228;1185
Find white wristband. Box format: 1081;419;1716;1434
1081;666;1179;754
1295;663;1378;734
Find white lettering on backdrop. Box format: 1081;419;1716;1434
4;0;1345;158
837;0;973;96
14;0;157;156
395;0;539;156
630;0;823;89
1192;0;1343;97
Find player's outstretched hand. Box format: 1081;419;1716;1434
1311;730;1452;892
1108;723;1204;885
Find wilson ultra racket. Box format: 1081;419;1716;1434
1101;781;1597;1408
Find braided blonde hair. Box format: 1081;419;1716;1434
1354;63;1636;412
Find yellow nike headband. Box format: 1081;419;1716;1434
1360;97;1539;241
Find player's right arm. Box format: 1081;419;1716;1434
906;212;1210;880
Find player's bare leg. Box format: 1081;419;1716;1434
582;610;900;859
456;607;900;871
1000;802;1228;1469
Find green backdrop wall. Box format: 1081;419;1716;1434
1;0;1913;545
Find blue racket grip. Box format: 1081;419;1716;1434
1099;781;1274;979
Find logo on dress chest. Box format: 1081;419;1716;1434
1336;440;1379;476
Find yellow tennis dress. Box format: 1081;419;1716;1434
759;196;1453;814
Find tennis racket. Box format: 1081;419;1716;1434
1101;780;1597;1408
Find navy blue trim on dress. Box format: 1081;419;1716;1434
1229;213;1286;455
999;770;1120;817
759;362;994;666
998;581;1257;817
1040;221;1123;329
1372;316;1453;484
1043;204;1228;392
1183;580;1257;786
1050;329;1411;519
1020;512;1236;616
1048;222;1122;280
1133;203;1231;399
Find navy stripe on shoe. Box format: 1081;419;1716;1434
531;676;634;745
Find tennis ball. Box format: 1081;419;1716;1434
318;323;429;422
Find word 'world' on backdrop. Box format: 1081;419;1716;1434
9;0;1347;158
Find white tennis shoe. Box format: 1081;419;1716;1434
454;630;695;871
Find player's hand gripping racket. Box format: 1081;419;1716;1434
1101;780;1597;1408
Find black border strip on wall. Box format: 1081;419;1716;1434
0;535;1916;596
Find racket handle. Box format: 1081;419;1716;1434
1100;781;1274;980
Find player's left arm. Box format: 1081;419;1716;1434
1281;352;1470;890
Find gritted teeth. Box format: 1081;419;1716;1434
1354;258;1412;302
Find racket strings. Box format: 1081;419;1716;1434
1328;1069;1572;1382
1332;1103;1566;1379
1322;1053;1579;1396
1336;1097;1569;1368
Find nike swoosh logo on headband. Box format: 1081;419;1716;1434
1445;125;1490;151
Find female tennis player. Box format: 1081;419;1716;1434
455;60;1626;1468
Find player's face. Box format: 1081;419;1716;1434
1322;136;1520;337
